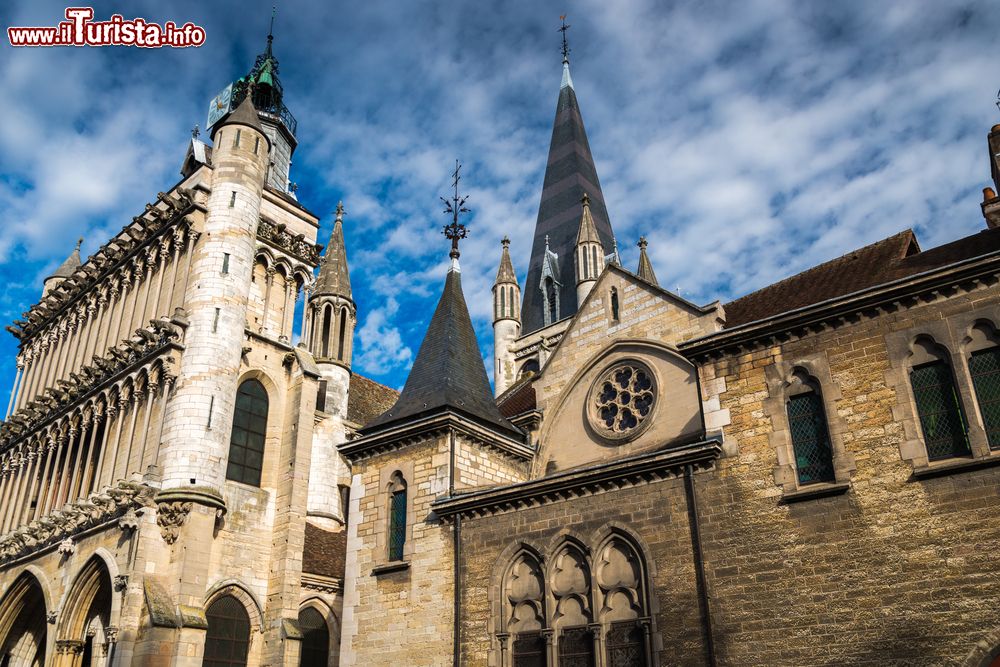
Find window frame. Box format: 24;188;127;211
225;379;269;487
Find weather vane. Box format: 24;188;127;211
441;160;471;259
559;14;570;63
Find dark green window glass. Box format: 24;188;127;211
910;361;970;460
970;347;1000;449
389;488;406;561
226;380;268;486
786;391;835;484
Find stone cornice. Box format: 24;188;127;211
257;216;323;267
340;411;534;463
680;251;1000;358
432;438;723;519
11;190;200;344
1;320;183;454
0;480;155;567
301;572;343;594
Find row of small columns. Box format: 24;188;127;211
495;619;653;667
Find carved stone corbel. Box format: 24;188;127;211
156;501;192;544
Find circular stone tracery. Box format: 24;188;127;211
589;361;657;441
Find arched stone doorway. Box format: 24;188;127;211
57;556;113;666
0;573;48;667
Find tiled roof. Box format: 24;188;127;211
347;373;399;427
497;379;537;418
302;522;346;578
723;226;1000;327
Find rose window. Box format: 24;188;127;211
589;362;657;440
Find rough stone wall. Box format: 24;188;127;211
692;286;1000;665
457;477;707;667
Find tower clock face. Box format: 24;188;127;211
206;83;233;129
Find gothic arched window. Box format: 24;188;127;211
908;339;969;460
321;305;332;358
298;608;330;667
203;596;251;667
967;323;1000;449
388;473;407;562
545;277;558;325
338;307;348;361
786;382;836;485
226;380;268;486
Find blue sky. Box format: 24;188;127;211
0;1;996;397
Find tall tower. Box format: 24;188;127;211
493;236;521;395
156;96;269;501
308;201;356;417
574;192;602;304
520;23;616;334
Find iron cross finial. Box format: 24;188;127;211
995;88;1000;115
335;201;345;222
191;125;200;139
559;15;571;64
441;159;471;260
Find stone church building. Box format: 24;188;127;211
1;27;1000;667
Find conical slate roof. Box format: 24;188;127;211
361;263;521;438
637;237;659;286
576;193;601;245
314;204;352;299
520;60;615;334
48;239;82;281
494;237;518;286
216;94;266;138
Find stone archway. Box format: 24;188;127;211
56;556;113;666
0;573;48;667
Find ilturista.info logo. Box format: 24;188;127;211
7;7;206;48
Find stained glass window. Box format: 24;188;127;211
511;631;545;667
203;596;250;667
910;361;970;460
558;626;594;667
969;347;1000;449
298;608;329;667
786;391;835;484
606;621;646;667
226;380;268;486
388;481;406;562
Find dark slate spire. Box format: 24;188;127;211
360;256;520;438
636;237;659;286
520;34;615;334
314;202;352;299
215;94;267;138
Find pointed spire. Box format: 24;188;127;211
576;193;600;245
636;237;659;286
50;238;83;280
608;239;621;266
520;22;614;335
495;237;518;285
361;234;519;438
266;5;276;58
217;94;266;138
313;202;352;300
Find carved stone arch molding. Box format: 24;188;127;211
763;352;855;498
0;570;52;666
56;554;114;655
960;625;1000;667
489;541;547;641
547;537;593;630
204;580;265;633
536;338;703;476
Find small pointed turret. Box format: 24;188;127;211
636;236;659;286
493;237;522;396
308;202;356;375
215;94;267;139
42;238;82;298
575;193;603;305
362;231;518;437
